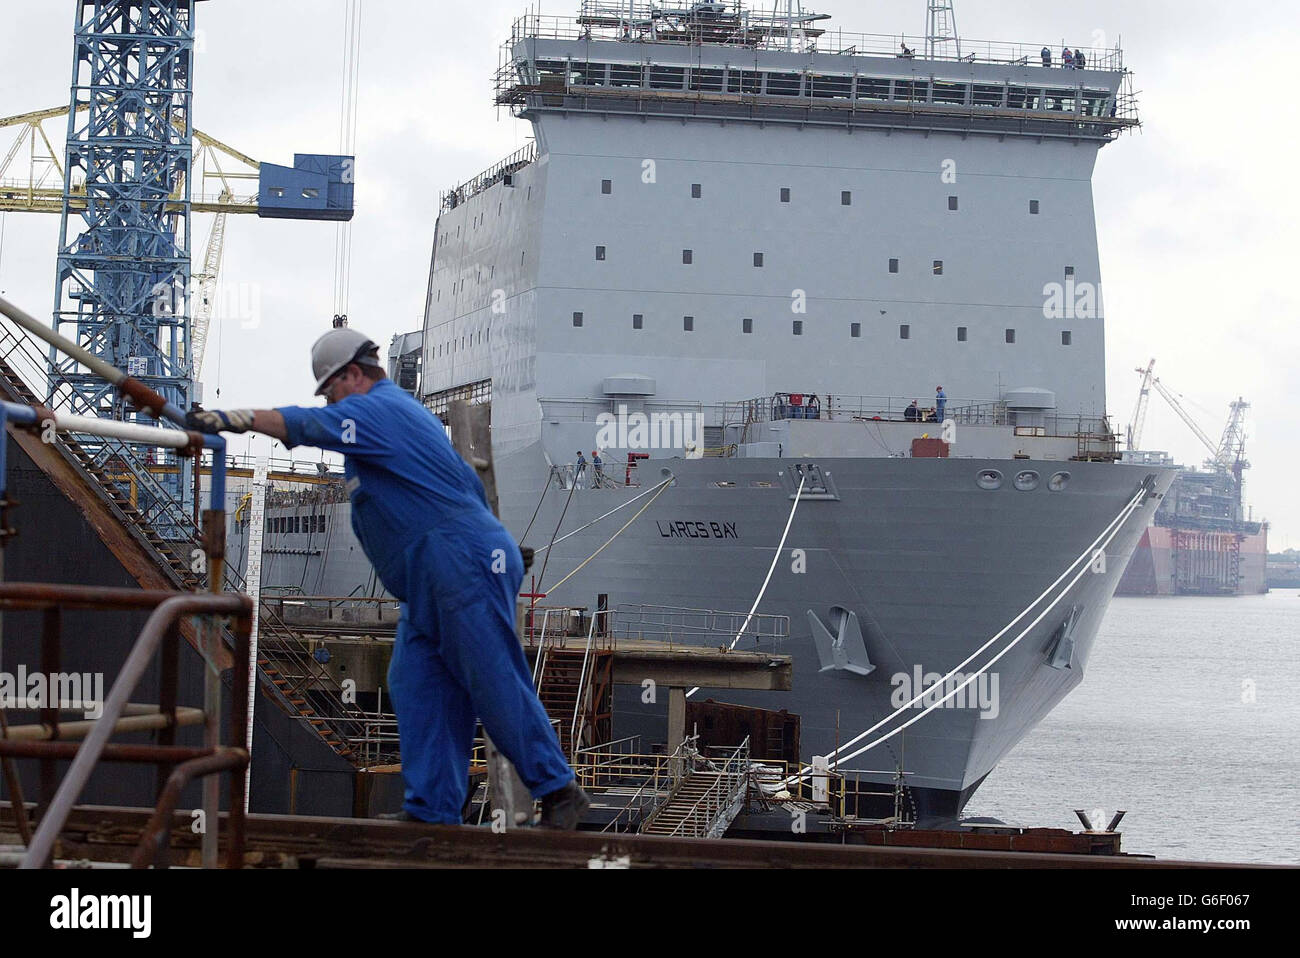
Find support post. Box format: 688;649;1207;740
447;400;533;826
667;687;687;752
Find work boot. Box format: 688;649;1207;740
538;781;590;830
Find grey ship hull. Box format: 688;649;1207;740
241;446;1173;820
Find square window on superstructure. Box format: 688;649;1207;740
649;66;686;90
743;317;753;334
856;77;892;100
889;258;899;273
792;320;803;335
972;84;1005;108
602;179;612;194
1065;265;1075;277
573;312;583;327
753;252;763;267
596;246;606;261
683;315;694;331
841;191;852;206
899;324;910;340
610;64;642;87
727;69;762;94
633;313;643;330
1006;328;1016;343
851;322;861;338
691;183;702;198
932;81;967;105
1030;199;1040;214
765;72;802;96
809;74;852;99
682;249;693;264
933;260;943;275
948;196;958;211
780;187;790;203
957;326;968;342
1062;331;1072;345
689;68;725;93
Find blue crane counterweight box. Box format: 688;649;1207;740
258;154;354;221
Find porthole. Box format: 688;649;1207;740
1014;470;1040;491
977;469;1003;490
1049;471;1071;491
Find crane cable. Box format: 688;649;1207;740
773;481;1150;788
333;0;363;319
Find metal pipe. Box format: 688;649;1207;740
0;741;218;763
0;406;27;845
129;748;248;869
0;583;197;610
0;707;205;742
19;592;250;869
0;293;183;424
205;435;226;506
0;400;195;448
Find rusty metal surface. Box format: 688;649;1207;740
0;582;199;610
3;804;1270;869
131;748;248;869
5;590;252;868
0;741;216;763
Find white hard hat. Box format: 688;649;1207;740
311;327;381;395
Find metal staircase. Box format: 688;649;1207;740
0;323;366;764
534;646;613;756
639;738;750;839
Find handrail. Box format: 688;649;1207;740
439;141;537;212
569;610;610;757
662;737;750;838
1;589;254;869
600;759;668;833
507;7;1126;70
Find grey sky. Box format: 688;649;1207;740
1;1;1296;545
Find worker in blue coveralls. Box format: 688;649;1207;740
185;327;590;828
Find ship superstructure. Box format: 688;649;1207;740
247;1;1171;822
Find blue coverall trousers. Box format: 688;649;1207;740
385;526;575;823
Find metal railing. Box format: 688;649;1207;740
641;737;751;838
439;142;538;213
723;393;1008;427
611;603;789;653
0;585;254;869
507;6;1125;70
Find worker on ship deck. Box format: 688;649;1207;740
185;328;589;828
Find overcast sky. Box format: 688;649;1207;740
1;1;1296;546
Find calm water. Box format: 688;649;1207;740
966;591;1300;865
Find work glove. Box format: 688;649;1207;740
186;408;255;434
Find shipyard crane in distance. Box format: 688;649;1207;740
1129;360;1250;478
1126;357;1156;451
1;106;343;382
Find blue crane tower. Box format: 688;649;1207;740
49;0;353;524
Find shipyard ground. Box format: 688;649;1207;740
1;803;1272;869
